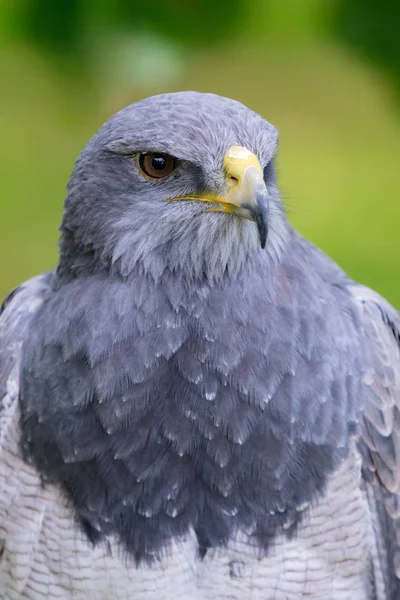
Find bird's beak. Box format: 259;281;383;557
220;146;269;248
166;145;269;248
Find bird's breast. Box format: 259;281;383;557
19;270;361;564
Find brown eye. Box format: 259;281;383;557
138;153;176;179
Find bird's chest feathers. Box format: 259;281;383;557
20;273;358;562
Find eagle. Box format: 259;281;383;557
0;92;399;599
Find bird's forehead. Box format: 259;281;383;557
97;92;278;167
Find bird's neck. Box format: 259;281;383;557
56;205;292;286
22;229;357;563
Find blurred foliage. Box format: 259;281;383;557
0;0;399;308
21;0;83;55
7;0;400;96
333;0;400;96
17;0;244;63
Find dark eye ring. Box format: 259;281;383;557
138;153;176;179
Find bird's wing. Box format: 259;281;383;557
0;273;52;448
0;274;53;595
0;273;53;474
349;284;400;599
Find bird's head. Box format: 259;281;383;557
60;92;286;282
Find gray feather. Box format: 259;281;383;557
0;91;398;599
349;285;400;597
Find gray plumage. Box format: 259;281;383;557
0;91;399;599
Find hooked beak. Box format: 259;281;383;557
166;145;269;248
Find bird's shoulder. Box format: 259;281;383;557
0;272;53;438
345;283;400;597
346;283;400;454
303;238;400;596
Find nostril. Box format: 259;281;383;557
228;176;239;187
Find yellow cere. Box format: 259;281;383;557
223;146;263;185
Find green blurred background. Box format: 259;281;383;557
1;0;399;306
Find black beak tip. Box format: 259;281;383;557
259;227;267;249
243;195;269;249
254;213;268;249
252;189;269;250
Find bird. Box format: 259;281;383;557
0;91;399;600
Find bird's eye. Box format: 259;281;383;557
138;153;176;179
